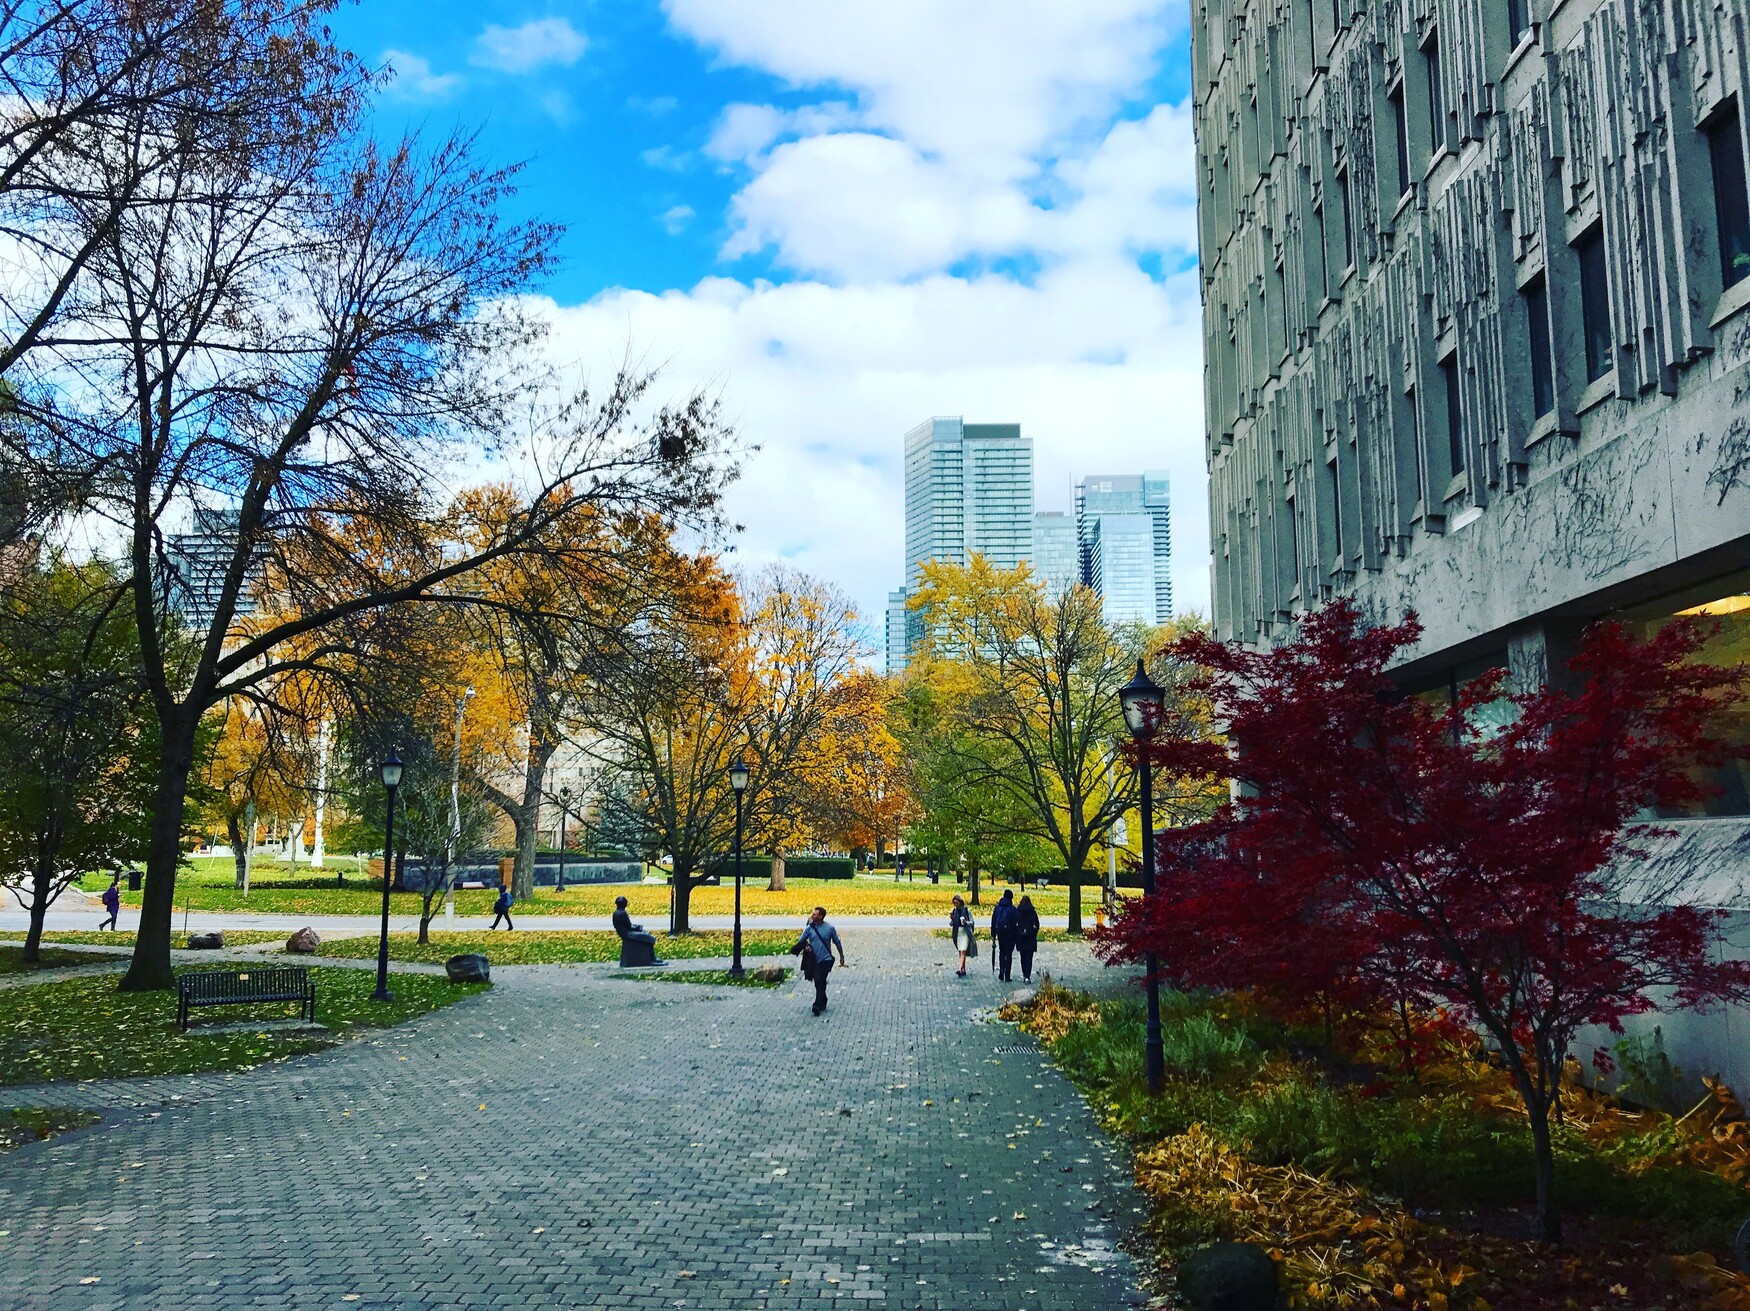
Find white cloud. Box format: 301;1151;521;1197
383;49;461;100
722;133;1036;281
641;145;693;172
704;101;863;164
535;263;1210;628
471;18;587;74
666;0;1180;173
660;205;696;235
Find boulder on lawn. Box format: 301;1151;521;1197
751;965;786;983
185;930;224;950
286;927;321;954
445;953;490;983
1177;1241;1280;1311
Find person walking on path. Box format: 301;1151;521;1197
99;876;121;931
489;884;515;931
949;894;977;977
1016;895;1041;983
796;906;846;1015
991;889;1018;981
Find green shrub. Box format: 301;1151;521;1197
1158;1014;1260;1083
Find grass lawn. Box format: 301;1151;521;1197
1008;982;1750;1311
0;966;487;1086
78;866;1083;919
0;930;295;949
929;927;1082;943
611;968;788;989
0;1107;99;1152
304;929;798;965
0;946;114;975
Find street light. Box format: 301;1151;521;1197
1119;658;1166;1095
374;749;404;1003
728;756;750;978
557;786;571;892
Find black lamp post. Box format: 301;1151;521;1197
557;786;571;893
1119;658;1166;1094
374;749;403;1003
728;756;750;978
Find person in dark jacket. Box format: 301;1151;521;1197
796;906;847;1015
1015;895;1041;983
990;889;1018;981
948;895;975;977
490;885;515;930
99;875;121;931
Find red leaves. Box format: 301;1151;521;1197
1104;597;1750;1098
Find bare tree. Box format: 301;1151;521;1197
7;15;733;988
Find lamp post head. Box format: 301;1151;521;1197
560;785;571;801
729;756;750;793
1119;658;1166;740
381;749;403;790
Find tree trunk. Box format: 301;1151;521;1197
1067;863;1083;935
969;860;980;907
22;855;52;963
226;810;248;890
121;722;197;992
1528;1099;1560;1242
418;910;432;945
672;870;694;933
511;740;553;903
237;799;254;894
768;850;786;892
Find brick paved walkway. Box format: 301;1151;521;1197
3;930;1144;1310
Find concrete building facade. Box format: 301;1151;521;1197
1193;0;1750;1094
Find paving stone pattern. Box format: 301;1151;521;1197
3;931;1143;1309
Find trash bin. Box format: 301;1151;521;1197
126;869;142;892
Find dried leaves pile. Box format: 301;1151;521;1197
1006;984;1750;1311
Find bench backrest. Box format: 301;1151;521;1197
179;967;310;1000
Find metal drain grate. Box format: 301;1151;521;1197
993;1044;1042;1055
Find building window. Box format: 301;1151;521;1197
1326;460;1342;565
1407;383;1426;506
1708;105;1750;290
1313;203;1329;299
1441;356;1464;478
1337;167;1354;270
1524;276;1555;419
1391;85;1411;198
1576;227;1612;383
1507;0;1531;45
1424;31;1445;157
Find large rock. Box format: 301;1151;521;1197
446;953;490;983
751;965;786;983
185;931;224;950
285;927;321;954
1178;1242;1280;1311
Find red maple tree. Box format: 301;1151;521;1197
1099;599;1750;1242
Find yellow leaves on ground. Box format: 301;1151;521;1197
1134;1124;1475;1310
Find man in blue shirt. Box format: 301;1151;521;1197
797;906;847;1015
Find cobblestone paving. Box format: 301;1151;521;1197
3;931;1144;1310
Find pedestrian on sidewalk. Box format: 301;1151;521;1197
489;885;515;930
99;875;121;931
991;888;1018;981
1016;895;1041;983
949;894;976;977
795;906;846;1015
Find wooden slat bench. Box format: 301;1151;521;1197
177;967;316;1032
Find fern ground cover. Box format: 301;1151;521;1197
1004;981;1750;1311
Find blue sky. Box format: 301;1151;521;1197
331;1;1203;636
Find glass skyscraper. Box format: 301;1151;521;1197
1030;511;1079;598
1074;471;1173;623
899;417;1033;658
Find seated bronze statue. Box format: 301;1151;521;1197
612;896;662;967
